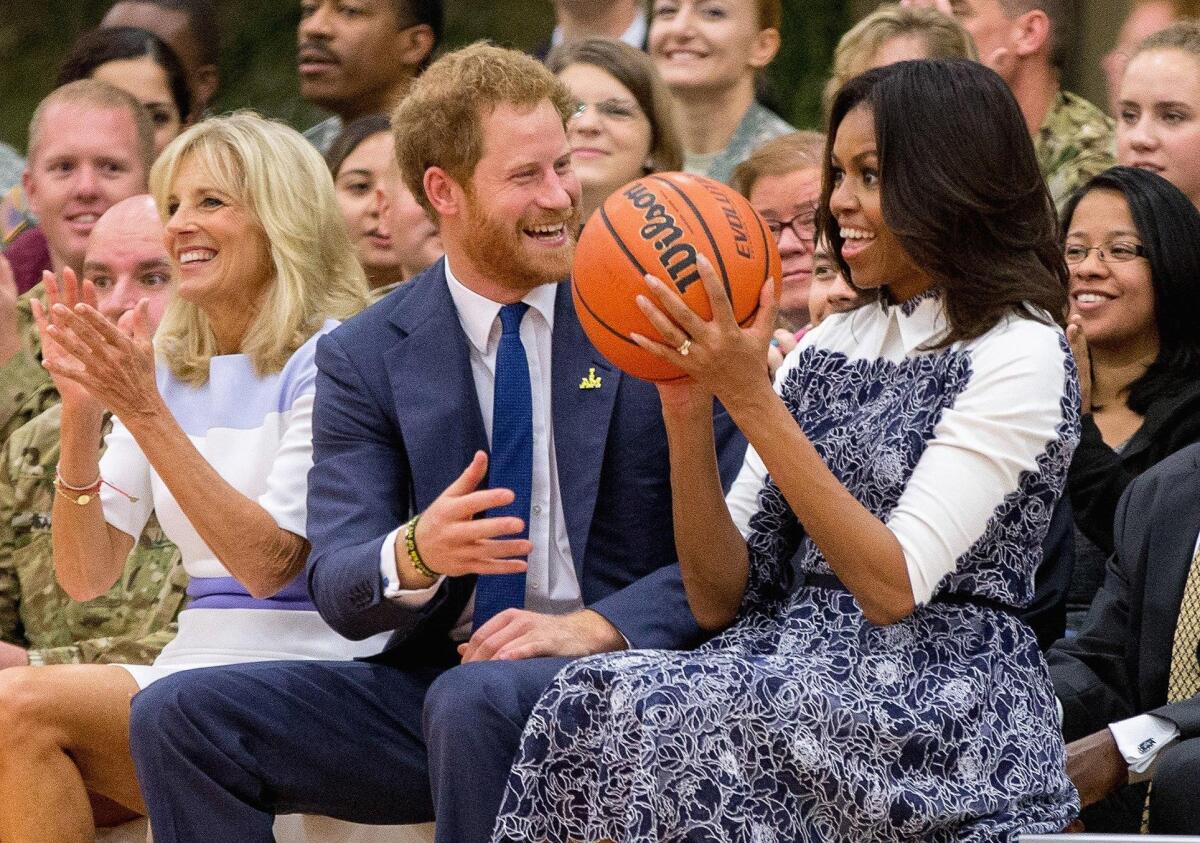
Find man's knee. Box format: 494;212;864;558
1150;737;1200;834
424;658;568;746
129;669;248;764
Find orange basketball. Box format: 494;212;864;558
572;171;782;383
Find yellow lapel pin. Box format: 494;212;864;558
579;367;602;390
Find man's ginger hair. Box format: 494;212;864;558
392;41;574;218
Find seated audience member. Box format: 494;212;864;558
648;0;793;185
101;0;220;120
491;59;1080;840
325;114;442;297
547;37;682;222
127;43;745;843
0;195;185;671
1049;442;1200;834
535;0;648;59
0;112;385;840
1061;166;1200;630
1117;21;1200;209
1103;0;1200;116
7;81;154;296
824;3;977;117
731;131;843;334
807;234;860;326
298;0;442;153
57;27;191;157
0;81;154;450
928;0;1115;211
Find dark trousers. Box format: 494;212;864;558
1150;736;1200;834
129;656;572;843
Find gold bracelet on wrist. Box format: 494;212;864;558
404;515;438;581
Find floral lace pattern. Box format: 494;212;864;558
492;309;1080;843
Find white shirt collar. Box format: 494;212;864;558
889;288;947;355
550;9;648;49
443;258;558;356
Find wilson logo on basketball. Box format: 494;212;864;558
623;183;702;293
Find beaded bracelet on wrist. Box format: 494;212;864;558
404;515;438;581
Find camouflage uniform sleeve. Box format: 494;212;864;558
0;436;24;646
27;549;187;666
0;290;51;446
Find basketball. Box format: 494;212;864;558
572;172;782;383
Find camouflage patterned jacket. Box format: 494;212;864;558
0;401;187;666
1037;89;1116;214
0;285;54;447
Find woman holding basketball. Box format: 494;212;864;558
492;59;1079;841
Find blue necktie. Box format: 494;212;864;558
473;302;532;628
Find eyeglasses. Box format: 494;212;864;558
1064;242;1148;265
571;98;644;123
763;205;817;245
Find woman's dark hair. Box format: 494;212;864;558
818;59;1067;345
56;26;191;125
1061;166;1200;413
324;113;392;177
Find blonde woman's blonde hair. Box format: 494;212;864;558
823;4;977;119
150;111;369;385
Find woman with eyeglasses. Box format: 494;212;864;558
546;37;683;224
733;131;863;339
1062;165;1200;629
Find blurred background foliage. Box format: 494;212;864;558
0;0;849;152
0;1;1124;153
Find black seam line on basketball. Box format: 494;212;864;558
647;175;732;301
573;286;690;382
598;205;650;279
751;199;771;297
572;284;640;348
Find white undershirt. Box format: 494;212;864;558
377;263;582;641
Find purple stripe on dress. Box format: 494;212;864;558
186;574;317;611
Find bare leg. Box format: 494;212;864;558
0;665;143;843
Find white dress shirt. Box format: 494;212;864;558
378;262;582;641
1103;527;1198;781
550;9;647;49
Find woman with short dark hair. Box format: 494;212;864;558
57;26;192;156
493;59;1079;841
1061;166;1200;627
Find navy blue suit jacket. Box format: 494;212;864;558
305;261;746;666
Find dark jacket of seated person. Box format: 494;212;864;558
1049;442;1200;835
305;260;748;665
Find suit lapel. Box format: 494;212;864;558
1140;452;1200;703
552;282;620;573
384;262;488;513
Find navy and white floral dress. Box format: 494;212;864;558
492;292;1082;842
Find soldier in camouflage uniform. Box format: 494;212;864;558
0;285;54;447
1037;89;1116;213
0;403;186;666
0;195;185;669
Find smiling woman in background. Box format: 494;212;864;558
56;26;192;157
1117;21;1200;208
1061;166;1200;629
547;37;682;223
326;114;443;298
648;0;793;185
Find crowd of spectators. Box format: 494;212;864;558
0;0;1199;840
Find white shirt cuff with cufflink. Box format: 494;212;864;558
1108;713;1180;782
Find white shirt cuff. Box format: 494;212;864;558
1109;713;1180;782
379;526;445;607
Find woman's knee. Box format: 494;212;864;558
0;667;62;751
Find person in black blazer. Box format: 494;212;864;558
1062;167;1200;629
1049;442;1200;834
126;44;745;843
